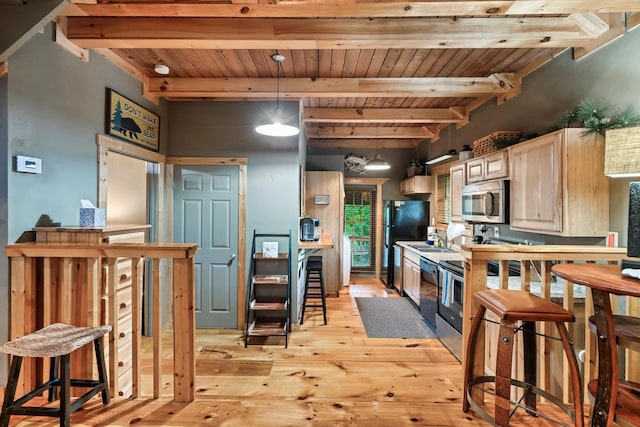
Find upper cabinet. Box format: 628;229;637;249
450;164;466;222
400;175;434;195
509;128;609;236
466;150;509;183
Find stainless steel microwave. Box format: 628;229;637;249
461;179;509;223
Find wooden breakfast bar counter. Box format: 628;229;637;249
6;230;199;403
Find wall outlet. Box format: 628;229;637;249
493;226;500;238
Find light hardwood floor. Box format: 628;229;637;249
7;277;580;426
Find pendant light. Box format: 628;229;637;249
365;128;391;170
426;125;457;165
255;53;300;137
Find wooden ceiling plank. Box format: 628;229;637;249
309;138;420;149
64;16;609;50
302;107;467;123
306;126;432;138
71;1;640;18
145;75;514;98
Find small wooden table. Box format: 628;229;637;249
552;263;640;427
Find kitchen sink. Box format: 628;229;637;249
407;244;450;253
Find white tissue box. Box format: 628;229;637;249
79;207;106;227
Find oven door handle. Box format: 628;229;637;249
483;191;495;216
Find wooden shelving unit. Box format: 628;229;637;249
244;230;292;348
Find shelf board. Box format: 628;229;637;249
254;253;288;260
253;274;288;285
247;320;287;336
250;299;288;311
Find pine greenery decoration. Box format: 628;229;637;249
554;99;640;136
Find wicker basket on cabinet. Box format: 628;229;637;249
472;131;521;156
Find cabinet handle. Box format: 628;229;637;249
118;361;124;367
120;302;127;309
119;332;126;338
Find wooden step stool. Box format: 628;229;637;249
0;323;112;427
300;256;327;325
463;289;583;427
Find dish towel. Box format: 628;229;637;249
441;271;451;306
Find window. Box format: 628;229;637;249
344;188;376;272
432;161;455;228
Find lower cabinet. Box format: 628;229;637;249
402;252;421;305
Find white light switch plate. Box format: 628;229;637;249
15;155;42;174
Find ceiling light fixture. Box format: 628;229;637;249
255;54;299;137
426;125;458;165
154;64;170;75
365;128;391;171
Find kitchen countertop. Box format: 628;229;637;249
395;241;464;263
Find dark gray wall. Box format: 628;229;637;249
167;101;303;319
2;23;168;386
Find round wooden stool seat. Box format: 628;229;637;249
463;289;583;427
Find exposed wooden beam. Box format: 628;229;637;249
309;138;421;149
573;13;625;60
306;126;432;139
303;107;466;124
0;61;8;80
53;18;89;62
145;75;515;99
627;12;640;31
64;15;608;50
69;1;640;18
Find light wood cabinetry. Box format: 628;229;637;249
450;164;466;222
466;150;509;183
402;250;421;305
509;128;609;236
305;171;344;294
400;175;434;194
33;225;148;398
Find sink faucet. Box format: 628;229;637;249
437;231;448;249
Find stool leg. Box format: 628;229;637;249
1;355;23;427
463;305;486;413
522;321;537;415
495;320;515;427
94;337;110;405
300;270;310;325
319;269;327;325
556;321;584;427
49;356;59;402
59;353;71;427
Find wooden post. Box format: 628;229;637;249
152;258;162;399
172;257;195;403
131;257;143;398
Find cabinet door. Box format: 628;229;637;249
509;133;563;233
484;151;509;180
466;159;485;183
450;164;465;222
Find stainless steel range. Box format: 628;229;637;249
436;259;465;361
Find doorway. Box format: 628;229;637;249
344;187;377;275
173;164;240;329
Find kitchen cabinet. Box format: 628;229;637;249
466;150;509;183
402;250;421;305
509;128;609;236
305;171;344;295
400;175;434;194
450;163;466;222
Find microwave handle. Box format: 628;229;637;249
483;191;495;216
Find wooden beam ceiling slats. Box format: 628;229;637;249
307;126;432;139
145;75;515;98
71;1;640;18
302;108;467;124
64;16;609;50
308;138;422;149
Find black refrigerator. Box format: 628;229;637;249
381;200;430;287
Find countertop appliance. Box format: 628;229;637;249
300;217;320;241
419;257;440;330
461;179;509;224
436;259;465;361
381;200;429;286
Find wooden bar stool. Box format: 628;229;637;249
0;323;112;427
463;289;583;427
300;256;327;325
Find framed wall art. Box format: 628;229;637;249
106;88;160;151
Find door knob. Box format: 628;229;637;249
227;253;236;267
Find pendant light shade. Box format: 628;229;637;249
365;128;391;170
256;54;299;137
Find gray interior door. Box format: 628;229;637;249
173;165;239;328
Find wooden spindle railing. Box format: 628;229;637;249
6;242;199;403
460;244;627;406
